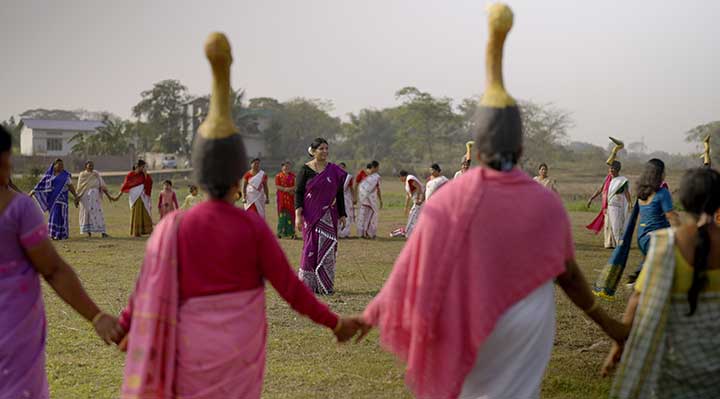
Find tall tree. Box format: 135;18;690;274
393;87;461;162
685;121;720;166
342;108;398;161
70;119;131;156
132;79;189;154
262;98;341;160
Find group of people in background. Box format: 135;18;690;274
4;18;720;399
17;157;205;241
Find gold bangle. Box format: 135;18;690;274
583;301;600;315
333;319;343;333
91;311;107;326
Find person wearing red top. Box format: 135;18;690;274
274;162;296;238
113;160;153;237
116;33;366;399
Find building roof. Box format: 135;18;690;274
21;118;105;132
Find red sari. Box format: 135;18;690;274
275;172;296;238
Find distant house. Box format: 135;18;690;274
20;119;105;156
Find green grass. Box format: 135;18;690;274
39;180;640;398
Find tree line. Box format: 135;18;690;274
2;79;716;173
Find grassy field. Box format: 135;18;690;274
38;173;646;398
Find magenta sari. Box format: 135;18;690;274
121;212;267;398
298;163;347;295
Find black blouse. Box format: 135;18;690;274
295;165;347;218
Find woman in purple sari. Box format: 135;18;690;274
0;127;123;398
295;138;348;295
29;158;78;240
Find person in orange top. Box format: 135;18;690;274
274;162;296;238
242;158;269;218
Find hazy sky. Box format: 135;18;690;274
2;0;718;153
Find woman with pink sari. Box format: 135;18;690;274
117;34;364;399
295;138;348;295
0;126;123;398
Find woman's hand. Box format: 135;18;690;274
296;215;304;233
601;342;624;377
339;216;347;230
333;316;372;343
93;313;125;345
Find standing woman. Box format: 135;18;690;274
0;126;123;398
338;162;356;238
594;159;681;297
76;161;113;237
533;163;557;192
242;158;269;218
114;160;153;237
30;158;78;240
275;161;296;238
603;168;720;398
117;34;363;398
295;138;348;295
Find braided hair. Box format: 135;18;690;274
678;168;720;315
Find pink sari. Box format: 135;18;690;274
363;168;570;399
121;212;267;399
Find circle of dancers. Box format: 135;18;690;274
2;4;720;399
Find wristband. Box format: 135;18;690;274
91;311;107;326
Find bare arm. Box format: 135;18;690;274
263;181;269;202
556;259;630;343
25;240;124;343
587;186;602;207
242;179;248;202
666;211;681;226
68;183;78;201
602;291;639;376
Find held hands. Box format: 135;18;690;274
339;216;347;230
296;215;304;233
601;342;624;377
333;316;372;343
92;312;125;345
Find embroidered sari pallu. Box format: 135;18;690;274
76;170;107;234
121;214;268;399
121;171;153;236
32;163;71;240
611;229;720;399
404;175;424;238
245;171;267;218
338;174;355;238
357;173;380;238
298;164;346;295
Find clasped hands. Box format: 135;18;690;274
333;315;373;344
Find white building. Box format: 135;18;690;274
20;119;105;156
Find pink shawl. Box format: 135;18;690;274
586;173;612;233
121;212;183;398
363;167;571;399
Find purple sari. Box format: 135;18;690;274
0;194;51;398
298;163;347;295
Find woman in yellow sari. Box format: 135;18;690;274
603;168;720;398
